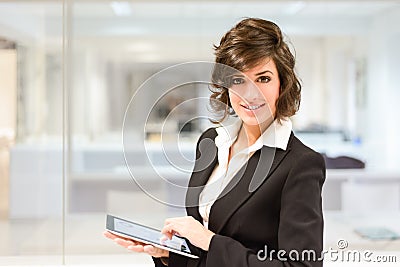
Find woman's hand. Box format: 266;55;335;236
161;216;215;251
103;231;169;258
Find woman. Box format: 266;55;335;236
105;18;325;267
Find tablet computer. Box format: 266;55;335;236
354;227;400;240
106;214;200;259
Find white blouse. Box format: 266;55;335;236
198;117;293;229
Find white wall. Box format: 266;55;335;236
292;35;368;134
365;7;400;170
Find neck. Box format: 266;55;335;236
240;118;274;146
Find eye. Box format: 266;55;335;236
231;77;245;85
256;76;271;83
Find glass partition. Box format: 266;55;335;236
0;0;64;265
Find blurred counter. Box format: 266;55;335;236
9;142;400;218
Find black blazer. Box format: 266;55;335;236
154;127;325;267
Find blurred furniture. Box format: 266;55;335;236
8;143;400;218
322;169;400;212
322;153;365;169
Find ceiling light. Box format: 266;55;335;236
284;1;306;15
111;1;132;17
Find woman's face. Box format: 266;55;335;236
228;58;280;129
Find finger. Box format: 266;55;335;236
160;235;169;242
163;232;173;240
143;244;157;255
115;238;135;247
103;231;119;240
161;224;170;234
161;225;174;239
104;231;137;243
127;244;145;253
143;244;167;257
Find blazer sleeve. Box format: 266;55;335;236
152;252;189;267
205;151;326;267
152;257;167;267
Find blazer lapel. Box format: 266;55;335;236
208;133;293;234
186;129;218;222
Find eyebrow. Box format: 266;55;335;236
255;70;274;76
231;70;274;77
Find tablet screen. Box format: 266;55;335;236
106;215;199;258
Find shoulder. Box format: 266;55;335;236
192;127;218;155
281;133;326;190
287;133;326;170
289;133;323;159
197;127;218;143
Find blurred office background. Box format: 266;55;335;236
0;0;400;265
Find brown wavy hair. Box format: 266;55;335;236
210;18;301;123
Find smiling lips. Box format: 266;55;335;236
240;103;266;111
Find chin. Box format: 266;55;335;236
239;116;270;127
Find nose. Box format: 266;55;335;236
236;81;262;102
